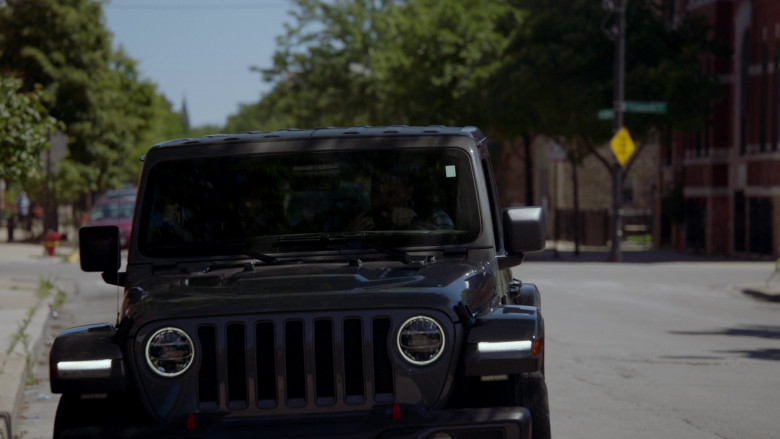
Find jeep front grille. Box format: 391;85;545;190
194;315;395;412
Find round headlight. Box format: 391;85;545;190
397;316;445;365
145;327;194;377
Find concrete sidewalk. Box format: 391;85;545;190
0;240;75;438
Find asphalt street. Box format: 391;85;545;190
522;249;780;438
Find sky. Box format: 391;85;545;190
103;0;294;128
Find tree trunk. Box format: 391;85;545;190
572;158;581;256
523;134;534;205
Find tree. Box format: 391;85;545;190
255;0;384;128
0;0;160;200
0;77;61;183
370;0;510;126
225;83;298;132
252;0;510;129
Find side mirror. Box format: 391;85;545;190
503;206;546;254
79;226;121;285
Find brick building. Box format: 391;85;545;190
666;0;780;258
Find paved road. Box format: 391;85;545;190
518;252;780;438
8;247;780;438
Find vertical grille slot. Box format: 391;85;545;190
285;320;306;406
314;319;335;404
256;322;276;406
372;317;394;399
197;326;218;408
226;323;247;408
343;318;365;403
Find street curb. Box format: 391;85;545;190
0;280;56;436
0;410;11;439
0;357;25;439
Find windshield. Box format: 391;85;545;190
90;200;135;221
137;148;480;257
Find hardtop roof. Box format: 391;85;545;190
150;125;486;150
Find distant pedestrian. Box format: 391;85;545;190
6;207;15;242
16;191;30;233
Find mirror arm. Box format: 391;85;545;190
101;271;126;287
497;253;524;270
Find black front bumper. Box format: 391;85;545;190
59;405;531;438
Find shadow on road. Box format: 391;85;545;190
670;325;780;340
742;288;780;302
669;325;780;362
716;348;780;361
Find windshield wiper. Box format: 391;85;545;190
202;251;280;274
275;233;414;264
345;236;413;264
243;250;280;265
211;244;281;266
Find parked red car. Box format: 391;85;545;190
87;194;136;248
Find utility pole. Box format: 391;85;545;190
608;0;626;262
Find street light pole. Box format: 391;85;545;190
609;0;626;262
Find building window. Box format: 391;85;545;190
734;191;746;252
705;60;711;156
695;132;702;157
749;197;774;254
686;198;706;252
774;39;779;152
739;30;750;156
760;40;769;152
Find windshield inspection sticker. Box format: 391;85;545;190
445;165;456;178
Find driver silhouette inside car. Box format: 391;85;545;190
351;171;453;231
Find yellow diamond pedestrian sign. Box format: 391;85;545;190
610;127;635;166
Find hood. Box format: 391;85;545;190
122;257;498;332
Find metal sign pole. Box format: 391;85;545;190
609;0;626;262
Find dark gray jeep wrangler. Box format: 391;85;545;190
51;126;549;438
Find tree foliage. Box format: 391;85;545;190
256;0;384;128
254;0;510;129
487;0;723;146
370;0;510;126
0;77;61;182
225;82;298;132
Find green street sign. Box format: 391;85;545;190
624;101;667;114
597;101;667;120
598;109;614;120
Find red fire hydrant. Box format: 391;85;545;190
45;230;61;257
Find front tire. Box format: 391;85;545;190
453;372;550;439
515;372;551;439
